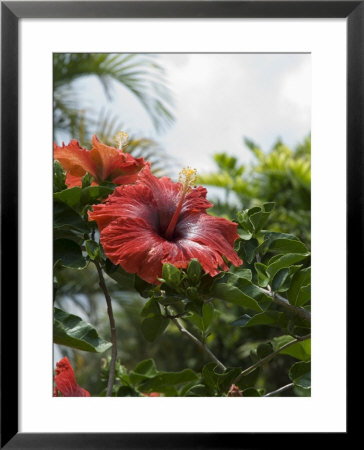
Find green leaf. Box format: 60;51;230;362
81;172;94;189
242;388;263;397
141;315;168;342
141;297;161;318
211;283;263;312
117;386;140;397
273;335;311;361
53;160;67;193
296;285;311;307
271;267;290;291
54;186;113;212
229;267;252;281
289;361;311;389
85;240;100;260
249;210;270;233
238;238;259;263
267;253;309;279
54;201;89;233
258;232;301;255
288;267;311;306
266;238;308;255
231;311;288;329
54;239;88;269
139;369;199;393
53;307;112;352
129;359;158;384
254;262;270;287
187;259;202;285
202;303;214;330
257;342;274;359
104;259;135;291
162;263;181;288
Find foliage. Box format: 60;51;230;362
198;135;311;245
54;160;311;397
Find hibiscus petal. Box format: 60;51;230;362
90;135;146;184
175;213;242;271
88;183;158;232
100;217;169;284
136;166;212;231
54;141;97;179
54;357;90;397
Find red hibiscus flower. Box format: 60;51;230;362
53;357;90;397
88;165;242;284
54;132;146;188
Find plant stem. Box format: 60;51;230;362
170;313;226;371
264;382;294;397
94;260;117;397
232;334;311;386
260;287;311;323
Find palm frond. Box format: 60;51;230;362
53;53;175;134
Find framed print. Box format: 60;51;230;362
1;1;357;447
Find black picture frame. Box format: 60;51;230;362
1;1;356;448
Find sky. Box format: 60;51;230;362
62;53;311;176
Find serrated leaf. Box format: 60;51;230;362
53;307;112;352
289;361;311;389
54;239;88;269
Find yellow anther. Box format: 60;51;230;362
178;166;198;191
114;131;129;150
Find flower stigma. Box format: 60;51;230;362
164;166;198;240
114;131;129;150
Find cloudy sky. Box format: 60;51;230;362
67;53;311;176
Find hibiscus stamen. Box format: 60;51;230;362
114;131;129;150
165;167;197;240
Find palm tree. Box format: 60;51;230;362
53;53;175;144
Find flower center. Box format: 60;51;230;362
164;167;197;240
113;131;129;150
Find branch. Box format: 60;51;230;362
94;260;117;397
232;333;311;386
169;312;226;371
264;382;294;397
260;288;311;323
